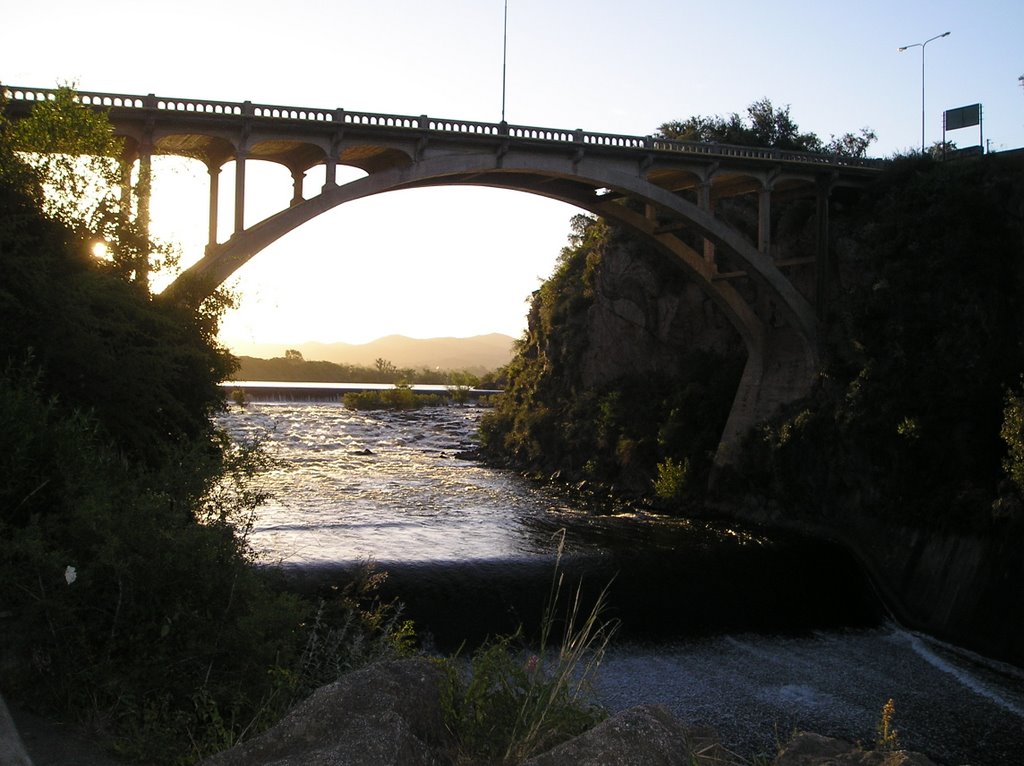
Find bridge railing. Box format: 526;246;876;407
2;84;884;169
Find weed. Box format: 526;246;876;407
442;531;618;764
876;697;900;751
653;456;691;501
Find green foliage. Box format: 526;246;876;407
375;356;398;380
740;154;1024;531
342;383;448;410
5;84;180;287
653;457;691;502
0;370;285;758
657;98;876;157
0;173;235;466
1;91;235;466
6;84;122;232
1000;382;1024;493
0;368;415;763
441;537;615;764
480;213;742;503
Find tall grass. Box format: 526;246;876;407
442;530;619;764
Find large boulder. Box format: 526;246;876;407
774;732;939;766
200;658;449;766
522;704;696;766
0;694;33;766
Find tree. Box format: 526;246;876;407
375;357;398;377
744;98;820;151
823;128;878;158
657;98;875;157
0;87;235;462
4;85;177;289
0;87;354;763
285;349;304;362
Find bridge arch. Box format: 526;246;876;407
166;149;823;464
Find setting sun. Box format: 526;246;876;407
91;240;110;260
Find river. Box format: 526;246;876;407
219;401;1024;764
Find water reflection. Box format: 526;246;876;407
219;402;758;565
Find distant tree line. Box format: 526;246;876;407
235;351;504;389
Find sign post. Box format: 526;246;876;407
942;103;983;156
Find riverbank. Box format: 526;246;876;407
8;621;1024;766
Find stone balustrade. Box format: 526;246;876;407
2;84;884;169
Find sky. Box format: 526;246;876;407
3;0;1023;349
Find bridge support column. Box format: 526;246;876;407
207;163;221;248
290;169;305;206
118;156;133;225
714;324;818;468
698;181;716;265
815;175;833;322
233;150;248;235
757;184;772;257
323;156;337;191
136;143;152;285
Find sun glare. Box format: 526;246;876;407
91;240;111;261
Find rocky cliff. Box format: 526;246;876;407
574;237;741;389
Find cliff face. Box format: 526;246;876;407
577;239;740;389
481;217;744;495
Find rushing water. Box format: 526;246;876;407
219;401;1024;764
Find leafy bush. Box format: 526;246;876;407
653;457;691;502
1000;382;1024;493
342;383;448;410
0;371;415;762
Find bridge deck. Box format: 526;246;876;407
2;84;884;178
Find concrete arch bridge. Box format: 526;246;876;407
2;85;885;464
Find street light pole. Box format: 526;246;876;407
499;0;507;124
899;31;950;153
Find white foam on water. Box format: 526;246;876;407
899;628;1024;718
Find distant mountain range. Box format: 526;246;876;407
226;333;517;372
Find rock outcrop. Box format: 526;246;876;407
0;693;33;766
521;704;697;766
199;659;449;766
198;660;941;766
578;239;741;390
774;732;937;766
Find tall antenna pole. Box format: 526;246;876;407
501;0;508;123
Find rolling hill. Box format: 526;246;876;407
226;333;516;372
